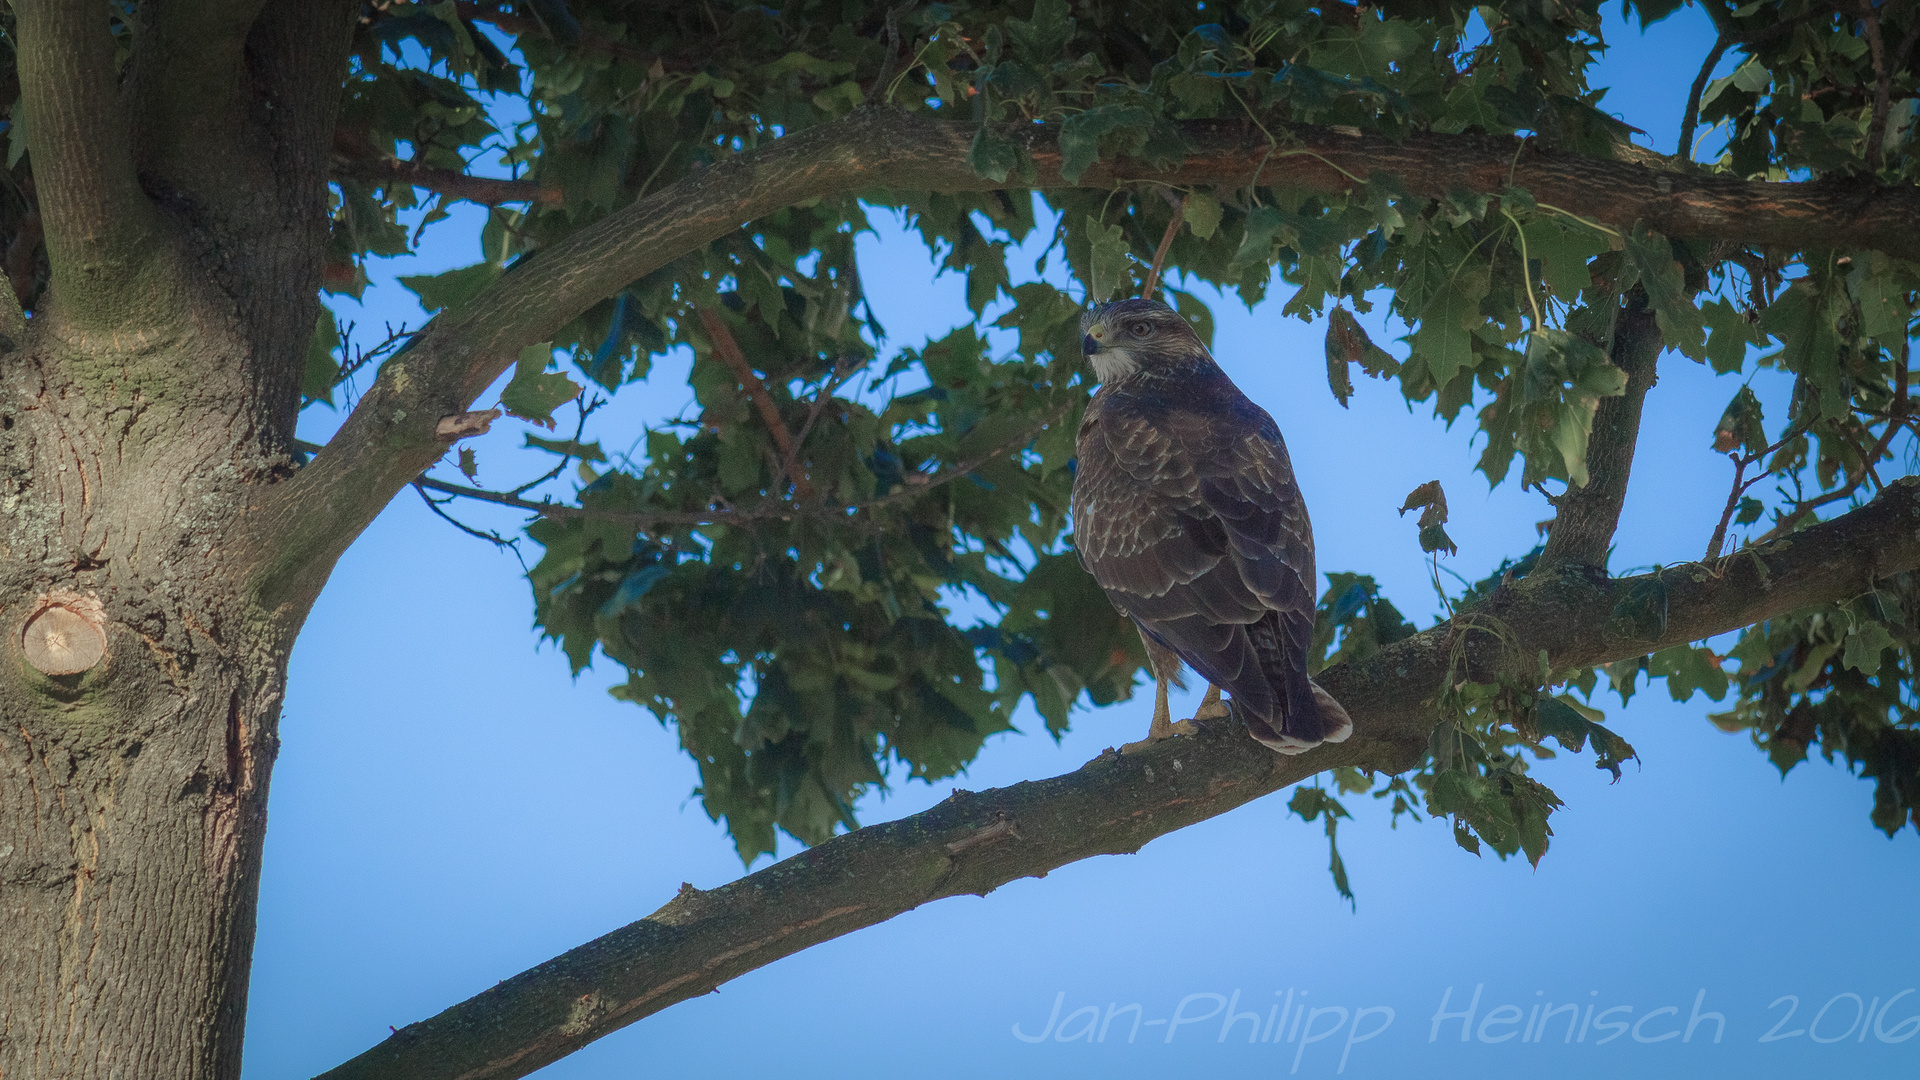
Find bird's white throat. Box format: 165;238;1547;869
1088;347;1140;382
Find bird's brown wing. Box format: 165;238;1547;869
1073;386;1334;746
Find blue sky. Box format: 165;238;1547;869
244;7;1920;1078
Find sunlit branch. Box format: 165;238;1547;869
257;109;1920;610
314;478;1920;1080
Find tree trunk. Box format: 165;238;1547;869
0;250;315;1080
0;638;285;1078
0;4;353;1072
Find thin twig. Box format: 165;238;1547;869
412;413;1060;530
508;395;604;496
1142;194;1186;300
1754;347;1911;545
792;359;862;455
696;308;818;499
412;482;528;569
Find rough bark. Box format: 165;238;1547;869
0;4;355;1078
1540;288;1664;568
0;13;1914;1076
264;109;1920;610
318;477;1920;1080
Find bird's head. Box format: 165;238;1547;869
1081;297;1208;383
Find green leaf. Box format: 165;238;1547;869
1412;263;1489;388
457;446;479;482
1850;253;1916;344
1700;298;1763;374
1183;191;1223;239
525;434;607;462
1622;226;1705;361
1843;620;1895;676
5;109;26;169
1521;216;1609;302
1758;282;1843;408
1166;288;1215;349
302;307;340;404
968;127;1019;183
1085;216;1131;302
1649;645;1729;702
1713;385;1767;455
1288;788;1355;906
1057;104;1154;184
500;342;582;428
1734;496;1764;525
1532;694;1638;780
1730;56;1770;92
1004;0;1074;64
399;260;501;315
1228;205;1286;275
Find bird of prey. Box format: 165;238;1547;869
1071;297;1352;755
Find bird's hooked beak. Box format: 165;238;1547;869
1081;318;1140;382
1083;320;1107;356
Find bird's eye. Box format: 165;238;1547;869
1128;321;1151;339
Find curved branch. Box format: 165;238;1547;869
314;478;1920;1080
249;109;1920;607
1676;31;1732;159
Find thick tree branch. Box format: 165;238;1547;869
125;0;270;203
314;478;1920;1080
250;109;1920;607
12;0;164;318
1539;289;1662;569
1676;31;1733;159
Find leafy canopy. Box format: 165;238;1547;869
245;0;1920;867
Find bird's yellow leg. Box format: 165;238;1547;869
1121;676;1196;753
1147;676;1174;740
1193;683;1229;721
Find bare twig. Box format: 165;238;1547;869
1753;346;1912;546
412;481;526;568
409;413;1056;530
791;359;862;455
1705;450;1771;562
867;4;909;103
696;308;818;499
1142;193;1186;300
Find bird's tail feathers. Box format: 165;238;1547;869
1237;678;1352;756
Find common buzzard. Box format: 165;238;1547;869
1071;298;1352;755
